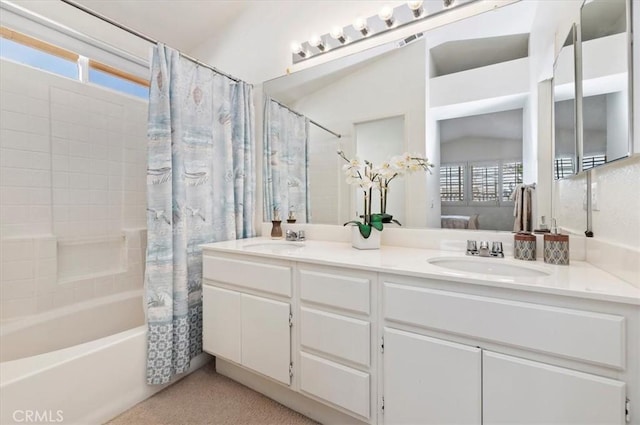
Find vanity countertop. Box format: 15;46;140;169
201;237;640;306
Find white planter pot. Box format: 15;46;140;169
351;226;381;250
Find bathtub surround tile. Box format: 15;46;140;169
0;279;36;300
1;239;34;262
1;297;37;320
1;60;148;321
35;238;57;259
52;286;74;308
73;279;96;302
36;293;54;312
36;258;57;278
94;275;115;296
1;260;34;281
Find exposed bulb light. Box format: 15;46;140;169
407;0;424;18
378;6;394;27
443;0;455;8
290;41;307;58
309;34;326;51
330;26;346;44
353;17;369;37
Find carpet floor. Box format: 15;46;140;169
106;362;318;425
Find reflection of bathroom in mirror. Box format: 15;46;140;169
263;0;545;231
439;109;523;231
580;0;632;170
553;25;577;180
355;116;405;225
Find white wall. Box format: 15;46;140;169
0;59;147;321
292;40;427;228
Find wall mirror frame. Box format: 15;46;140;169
578;0;634;173
553;24;579;180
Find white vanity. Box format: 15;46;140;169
201;238;639;425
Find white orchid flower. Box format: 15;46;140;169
359;175;374;191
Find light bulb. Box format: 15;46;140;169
378;6;394;27
407;0;424;18
290;41;307;58
309;34;326;51
353;17;369;36
330;26;346;44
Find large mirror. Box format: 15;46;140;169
553;25;578;180
263;1;541;230
580;0;632;170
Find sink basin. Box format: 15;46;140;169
242;241;305;252
427;256;550;277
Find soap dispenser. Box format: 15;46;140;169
271;209;283;239
543;219;569;265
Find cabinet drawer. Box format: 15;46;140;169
300;307;370;367
384;282;625;368
300;269;370;314
203;255;291;297
300;352;370;419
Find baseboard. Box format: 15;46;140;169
216;359;368;425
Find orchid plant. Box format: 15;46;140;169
338;150;434;238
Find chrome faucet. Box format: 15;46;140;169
466;240;504;257
285;229;306;242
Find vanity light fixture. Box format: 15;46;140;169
353;17;370;37
290;41;308;58
378;6;395;27
330;26;346;44
309;34;326;51
291;0;468;64
407;1;424;18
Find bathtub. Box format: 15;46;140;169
0;290;211;425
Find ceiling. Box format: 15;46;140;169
439;108;524;143
72;0;251;52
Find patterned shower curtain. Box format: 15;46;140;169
263;97;310;222
145;44;255;385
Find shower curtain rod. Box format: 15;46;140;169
59;0;243;83
269;98;342;139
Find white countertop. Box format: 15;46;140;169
201;237;640;306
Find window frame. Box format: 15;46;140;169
441;159;522;208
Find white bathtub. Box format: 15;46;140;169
0;290;210;425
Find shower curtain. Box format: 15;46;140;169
263;97;310;222
145;44;255;385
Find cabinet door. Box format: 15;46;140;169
383;328;482;425
202;285;241;363
483;351;626;425
241;294;291;385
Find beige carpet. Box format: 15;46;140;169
106;362;318;425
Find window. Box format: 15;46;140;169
554;157;575;179
441;160;523;206
89;60;149;99
471;164;499;203
0;27;79;79
582;154;606;171
1;26;149;100
440;165;465;202
502;161;523;201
